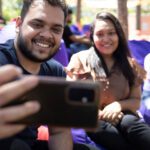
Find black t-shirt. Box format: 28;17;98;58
62;25;74;48
0;39;66;147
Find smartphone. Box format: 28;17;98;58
5;76;100;128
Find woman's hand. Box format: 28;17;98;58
64;67;91;81
99;101;124;125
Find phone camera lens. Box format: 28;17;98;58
68;87;94;103
81;97;88;103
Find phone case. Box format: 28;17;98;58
6;76;100;128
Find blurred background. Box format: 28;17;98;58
1;0;150;130
0;0;150;39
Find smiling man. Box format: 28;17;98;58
0;0;73;150
14;0;65;74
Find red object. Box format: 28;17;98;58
37;125;49;141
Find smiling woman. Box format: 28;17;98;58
92;19;119;57
66;12;150;150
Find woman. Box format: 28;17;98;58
66;12;150;150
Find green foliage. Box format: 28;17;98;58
2;0;22;21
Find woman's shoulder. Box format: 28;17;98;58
68;48;93;72
128;57;144;70
73;48;92;57
128;57;146;85
70;48;92;62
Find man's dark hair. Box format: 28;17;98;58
21;0;68;22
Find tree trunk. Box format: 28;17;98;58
117;0;128;39
76;0;81;24
136;0;141;30
0;0;2;16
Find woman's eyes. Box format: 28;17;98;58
96;31;116;37
108;31;116;35
96;33;103;37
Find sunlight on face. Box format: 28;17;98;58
93;19;119;57
16;0;64;62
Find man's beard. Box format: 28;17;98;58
17;32;60;63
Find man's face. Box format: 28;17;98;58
16;0;64;62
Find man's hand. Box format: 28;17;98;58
0;65;40;139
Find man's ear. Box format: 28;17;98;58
15;16;22;33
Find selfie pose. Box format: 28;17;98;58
0;0;102;150
0;65;40;139
0;0;73;150
67;12;150;150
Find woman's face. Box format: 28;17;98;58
93;19;119;57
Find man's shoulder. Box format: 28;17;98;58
0;40;15;55
0;40;17;65
0;39;14;50
43;59;66;77
46;59;63;68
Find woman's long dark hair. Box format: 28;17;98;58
90;12;135;87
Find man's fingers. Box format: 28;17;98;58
0;101;40;123
0;76;39;106
0;65;22;85
0;124;26;139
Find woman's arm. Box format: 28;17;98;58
100;84;141;125
48;128;73;150
119;85;141;113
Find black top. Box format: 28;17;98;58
62;25;74;48
0;39;66;147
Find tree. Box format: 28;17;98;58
117;0;128;39
0;0;2;16
2;0;22;21
136;0;141;31
76;0;81;24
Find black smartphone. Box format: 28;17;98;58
5;76;100;128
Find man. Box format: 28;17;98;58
0;0;72;150
0;0;101;149
62;8;91;59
